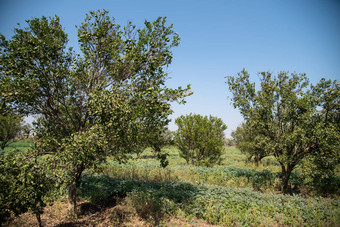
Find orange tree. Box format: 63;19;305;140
231;122;270;166
227;69;339;193
174;114;227;167
0;10;190;215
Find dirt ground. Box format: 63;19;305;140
4;199;216;227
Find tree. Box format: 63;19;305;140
134;126;174;166
0;78;24;149
227;69;339;193
174;114;227;166
0;10;190;215
20;123;32;139
231;122;269;165
0;149;56;226
305;78;340;194
0;113;23;150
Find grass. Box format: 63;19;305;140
82;145;339;226
2;141;34;152
5;198;215;227
5;144;340;226
78;174;340;226
99;146;302;193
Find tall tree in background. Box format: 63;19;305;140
0;10;190;214
227;69;339;193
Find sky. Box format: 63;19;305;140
0;0;339;137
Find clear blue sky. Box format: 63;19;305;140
1;0;339;137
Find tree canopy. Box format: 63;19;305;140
227;69;339;193
231;122;270;165
174;114;227;167
0;9;190;215
0;113;23;150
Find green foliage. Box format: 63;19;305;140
187;184;339;226
126;188;177;224
79;174;194;224
79;174;196;225
100;146;339;195
101;158;303;193
174;114;227;166
0;150;55;226
227;69;340;193
79;174;340;226
3;141;34;153
232;122;270;165
6;142;33;148
79;174;197;204
307;78;340;195
0;114;23;150
300;156;340;195
0;9;190;213
224;138;235;146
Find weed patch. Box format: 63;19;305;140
79;174;340;226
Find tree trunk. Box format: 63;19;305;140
68;181;77;217
189;149;194;165
35;210;42;227
68;164;84;217
280;163;294;194
254;154;260;167
1;141;7;150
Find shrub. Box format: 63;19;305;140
0;150;55;226
0;114;23;150
174;114;227;166
126;188;177;224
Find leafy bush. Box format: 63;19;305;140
126;188;177;224
174;114;227;166
187;185;340;226
0;114;23;150
79;173;197;203
79;174;197;224
232;122;270;165
0;150;55;226
299;156;340;196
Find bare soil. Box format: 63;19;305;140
4;198;216;227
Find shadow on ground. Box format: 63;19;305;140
78;174;198;225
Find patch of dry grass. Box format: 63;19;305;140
5;198;215;227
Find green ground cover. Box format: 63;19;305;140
2;141;34;152
80;145;339;226
4;143;339;226
79;174;340;226
99;146;310;193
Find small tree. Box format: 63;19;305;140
227;69;339;193
174;114;227;166
20;123;32;139
231;122;269;165
0;113;23;150
0;149;55;226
